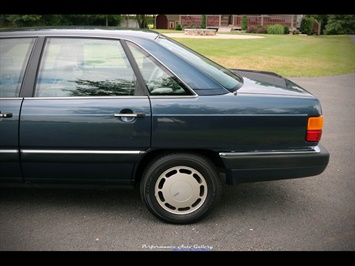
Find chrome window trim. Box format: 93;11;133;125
149;95;198;99
24;96;149;100
0;149;19;153
24;95;196;100
0;97;23;100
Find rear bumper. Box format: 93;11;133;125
219;144;330;185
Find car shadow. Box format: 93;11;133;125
0;179;309;224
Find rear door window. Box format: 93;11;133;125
0;38;36;97
35;38;136;97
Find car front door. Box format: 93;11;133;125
19;37;151;185
0;37;37;183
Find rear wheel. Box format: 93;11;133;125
140;153;222;224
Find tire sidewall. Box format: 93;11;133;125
141;153;221;224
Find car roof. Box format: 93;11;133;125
0;26;161;40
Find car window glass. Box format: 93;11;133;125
126;41;192;96
156;36;243;92
0;38;36;97
35;38;136;97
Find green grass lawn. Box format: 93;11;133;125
155;30;355;77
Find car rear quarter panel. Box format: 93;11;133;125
150;93;321;151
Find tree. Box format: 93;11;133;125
307;14;355;35
0;14;122;28
241;15;248;31
201;15;206;29
135;14;148;28
4;14;42;27
300;16;316;35
323;14;355;35
309;14;329;34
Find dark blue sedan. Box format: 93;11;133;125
0;27;329;224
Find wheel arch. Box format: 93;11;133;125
133;149;226;186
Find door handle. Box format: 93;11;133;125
114;113;146;118
0;113;13;118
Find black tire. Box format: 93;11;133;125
140;153;222;224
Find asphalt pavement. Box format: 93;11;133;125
1;33;354;253
0;72;354;252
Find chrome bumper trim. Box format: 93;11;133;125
219;146;320;157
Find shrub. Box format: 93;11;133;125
300;17;315;35
284;26;289;34
175;24;182;30
267;24;284;34
246;26;266;34
246;26;257;33
256;27;267;34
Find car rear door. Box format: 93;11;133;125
19;37;151;185
0;37;37;182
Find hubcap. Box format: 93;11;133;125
155;166;208;215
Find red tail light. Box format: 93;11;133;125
306;116;323;142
